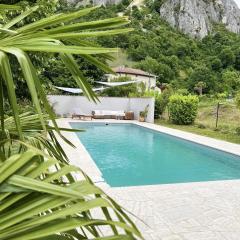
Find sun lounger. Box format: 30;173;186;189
72;108;93;120
92;110;125;119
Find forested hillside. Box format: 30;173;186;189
89;2;240;96
50;1;240;96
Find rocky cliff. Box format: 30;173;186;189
159;0;240;38
67;0;240;38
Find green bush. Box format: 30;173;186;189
235;91;240;109
235;127;240;136
197;123;206;129
154;87;173;118
168;94;199;125
175;88;189;96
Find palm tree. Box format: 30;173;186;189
194;81;206;96
0;4;142;239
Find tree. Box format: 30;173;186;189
101;76;141;97
235;91;240;108
194;81;207;96
136;57;175;83
234;48;240;70
131;6;143;20
135;56;160;75
222;69;240;93
209;57;222;71
1;0;61;99
0;5;141;239
219;47;236;68
188;66;216;93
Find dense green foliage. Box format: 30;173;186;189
168;95;199;125
81;3;240;97
2;0;108;98
8;0;240;98
154;87;173;118
235;91;240;108
101;76;142;97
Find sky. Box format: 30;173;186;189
235;0;240;8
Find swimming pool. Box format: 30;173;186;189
70;122;240;187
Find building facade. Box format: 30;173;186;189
107;66;157;91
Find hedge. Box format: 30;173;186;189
168;94;199;125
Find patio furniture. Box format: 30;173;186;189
116;114;124;120
92;110;125;119
125;111;134;120
72;108;93;120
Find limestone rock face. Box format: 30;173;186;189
159;0;240;38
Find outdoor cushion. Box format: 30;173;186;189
93;110;125;116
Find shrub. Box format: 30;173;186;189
175;88;189;96
235;91;240;109
216;92;227;100
154;87;173;118
168;94;199;125
220;125;231;134
235;127;240;136
197;123;206;129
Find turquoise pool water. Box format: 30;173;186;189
70;122;240;187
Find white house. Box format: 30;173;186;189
106;66;157;91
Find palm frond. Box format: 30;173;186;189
2;6;39;30
0;6;141;240
0;6;131;132
0;150;142;240
1;112;79;162
0;4;21;11
0;51;23;139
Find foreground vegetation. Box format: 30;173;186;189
0;4;141;240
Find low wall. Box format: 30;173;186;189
48;95;155;123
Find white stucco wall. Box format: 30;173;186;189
48;95;155;123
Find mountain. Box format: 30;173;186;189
67;0;240;38
159;0;240;38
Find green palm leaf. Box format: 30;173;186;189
0;5;141;240
2;6;39;30
0;150;142;240
0;4;21;11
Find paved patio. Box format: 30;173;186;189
57;118;240;240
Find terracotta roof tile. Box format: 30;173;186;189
112;66;156;78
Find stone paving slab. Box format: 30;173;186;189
56;118;240;240
103;181;240;239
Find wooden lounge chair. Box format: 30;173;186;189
72;109;93;120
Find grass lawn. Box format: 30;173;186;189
155;99;240;144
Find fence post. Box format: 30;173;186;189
215;102;220;129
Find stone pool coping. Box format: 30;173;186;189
135;121;240;156
56;118;240;240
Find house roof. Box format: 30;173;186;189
112;66;156;78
